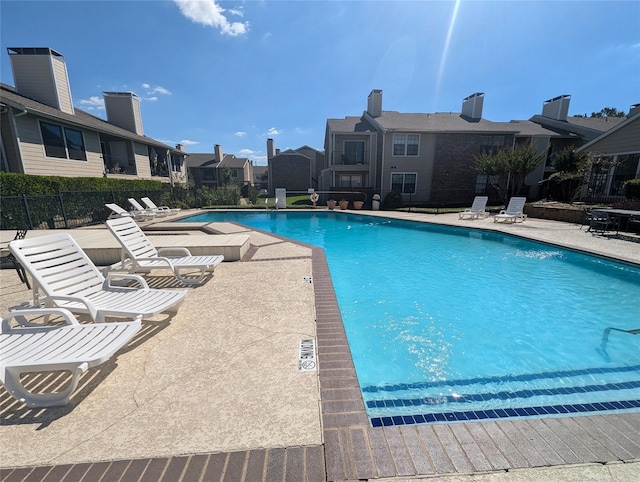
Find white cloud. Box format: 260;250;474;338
174;0;249;37
144;96;159;102
149;85;172;95
252;155;268;166
180;139;199;145
238;148;255;156
78;96;105;110
141;84;172;96
235;131;247;137
266;127;282;136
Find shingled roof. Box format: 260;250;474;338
0;83;181;154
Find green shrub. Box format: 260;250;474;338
624;178;640;199
200;185;241;206
382;191;403;210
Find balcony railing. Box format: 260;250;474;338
331;150;371;166
103;154;136;175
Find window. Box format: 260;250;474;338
480;135;505;154
391;172;416;194
393;134;419;156
39;121;87;160
475;174;499;194
343;141;365;164
339;174;362;188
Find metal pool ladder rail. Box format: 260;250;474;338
601;326;640;351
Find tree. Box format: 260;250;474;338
590;107;626;118
547;147;590;202
220;166;233;185
474;144;546;203
548;147;619;202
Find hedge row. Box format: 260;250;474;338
0;172;162;196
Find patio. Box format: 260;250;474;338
1;210;639;481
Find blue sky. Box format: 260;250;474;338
1;1;639;166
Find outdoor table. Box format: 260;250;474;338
593;209;640;232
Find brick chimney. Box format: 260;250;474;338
267;138;276;159
8;47;75;114
367;89;382;117
215;144;224;163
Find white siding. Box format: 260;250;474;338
15;114;103;177
52;56;74;114
133;142;152;177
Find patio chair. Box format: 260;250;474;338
141;197;180;216
105;203;153;221
459;196;488;219
9;233;186;323
128;198;158;218
106;216;224;285
589;211;619;235
1;308;141;407
0;229;30;289
493;197;527;223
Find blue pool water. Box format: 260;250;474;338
180;211;640;422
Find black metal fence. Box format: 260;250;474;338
0;189;198;230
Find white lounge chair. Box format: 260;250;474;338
106;216;224;285
1;308;141;407
141;197;180;216
494;197;527;223
128;198;159;218
106;203;154;221
459;196;488;219
9;233;186;323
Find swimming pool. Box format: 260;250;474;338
179;211;640;423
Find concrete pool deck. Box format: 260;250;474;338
1;209;639;481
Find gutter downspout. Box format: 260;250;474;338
381;131;386;199
166;149;174;188
10;108;29;173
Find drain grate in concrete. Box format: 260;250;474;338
299;338;316;371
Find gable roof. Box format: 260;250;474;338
185;153;249;169
575;112;640;154
0;83;181;155
219;155;249;168
326;116;377;133
185;154;218;168
528;114;625;141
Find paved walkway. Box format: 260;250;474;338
1;210;638;481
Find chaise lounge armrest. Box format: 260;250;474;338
157;247;192;257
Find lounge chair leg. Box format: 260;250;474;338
174;268;208;286
3;363;87;407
